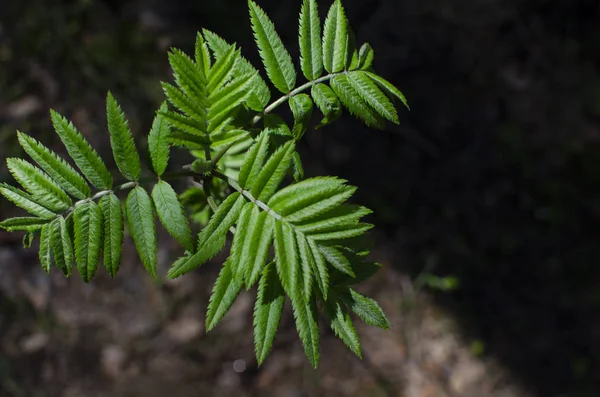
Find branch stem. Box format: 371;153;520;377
252;72;344;125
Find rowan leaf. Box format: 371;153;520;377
106;92;142;180
299;0;323;80
126;187;158;278
73;201;103;282
253;262;285;365
99;193;123;278
206;259;243;331
17;132;91;199
50;110;113;189
152;180;194;252
148;102;171;176
249;0;296;93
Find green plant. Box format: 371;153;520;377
0;0;407;367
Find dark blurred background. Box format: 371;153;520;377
1;0;600;396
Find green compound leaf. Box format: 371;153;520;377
99;193;124;278
17;132;91;199
50;110;113;189
126;186;158;278
106;92;142;181
249;0;297;93
253;262;285;365
299;0;323;81
73;201;103;282
152;180;194;252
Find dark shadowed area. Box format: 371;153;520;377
1;0;599;396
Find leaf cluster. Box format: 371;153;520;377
0;0;408;367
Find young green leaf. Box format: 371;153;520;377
322;0;349;73
248;0;297;93
126;186;158;278
307;237;329;299
319;245;355;277
330;74;384;129
203;29;271;111
207;45;239;93
0;183;56;219
159;109;207;137
289;94;314;140
99;193;123;278
253;262;285;365
267;177;354;222
274;220;299;295
168;49;208;107
17;132;91;199
310;83;342;128
347;71;398;124
290;282;320;368
228;203;253;278
294;204;371;235
357;43;374;70
364;71;409;110
292;151;304;182
148;102;171;176
238;130;271;189
161;82;207;123
241;209;275;288
167;192;245;278
345;289;390;329
250;141;295;202
194;32;211;82
152;180;194;252
299;0;323;80
50;217;73;277
39;222;52;273
206;259;243;331
0;217;50;232
208;72;257;132
296;233;315;300
323;297;361;357
106;92;142;181
73;201;103;282
6;158;71;212
50;110;113;189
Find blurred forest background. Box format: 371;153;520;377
1;0;600;396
